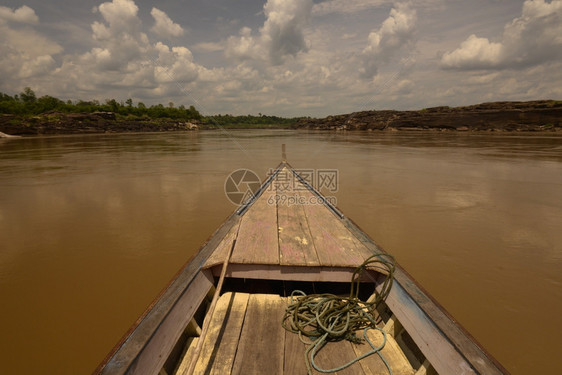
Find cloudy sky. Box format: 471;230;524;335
1;0;561;117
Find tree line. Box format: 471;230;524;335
207;113;299;127
1;87;305;126
0;87;202;121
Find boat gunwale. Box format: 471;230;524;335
341;215;510;375
93;214;240;374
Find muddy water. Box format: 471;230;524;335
0;130;560;374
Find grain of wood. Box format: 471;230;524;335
310;339;364;375
300;188;366;267
231;294;286;375
127;271;214;375
278;193;320;266
192;292;250;375
351;329;414;375
204;220;241;268
283;328;310;374
230;188;280;265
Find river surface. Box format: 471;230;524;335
1;130;561;374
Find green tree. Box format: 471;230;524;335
20;87;37;104
37;95;64;112
105;99;119;112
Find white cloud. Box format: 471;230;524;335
226;27;260;61
48;0;202;101
0;5;38;24
150;8;184;38
94;0;141;37
192;41;223;52
442;0;562;70
0;5;61;85
262;0;313;64
441;34;503;69
360;2;417;78
225;0;313;65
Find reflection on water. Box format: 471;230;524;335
0;130;561;374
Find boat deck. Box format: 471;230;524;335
204;167;380;274
175;292;414;375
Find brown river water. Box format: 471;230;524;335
1;130;561;374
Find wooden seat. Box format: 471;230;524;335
176;292;414;375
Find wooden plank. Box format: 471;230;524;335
205;292;250;375
289;173;375;265
204;220;241;268
283;329;309;375
351;329;414;375
384;281;477;375
310;340;364;375
278;193;320;266
231;294;286;374
174;337;199;375
184;224;240;375
97;214;241;375
212;263;379;283
178;292;250;375
127;270;215;375
230;188;280;265
394;268;507;375
300;188;367;268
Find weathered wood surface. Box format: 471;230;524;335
204;220;241;268
182;292;250;375
383;281;477;375
393;268;507;375
216;264;378;283
310;339;363;375
300;187;368;267
278;193;320;266
188;293;414;375
352;329;414;375
230;187;280;265
204;166;376;271
283;329;414;375
127;270;214;375
283;329;310;375
231;293;286;374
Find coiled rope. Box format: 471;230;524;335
282;254;396;374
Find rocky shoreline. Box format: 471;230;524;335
0;111;199;136
294;100;562;132
1;100;561;136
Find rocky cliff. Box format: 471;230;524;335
0;111;199;136
294;100;562;132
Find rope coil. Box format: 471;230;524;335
282;254;396;374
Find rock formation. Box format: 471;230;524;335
294;101;562;132
0;112;200;136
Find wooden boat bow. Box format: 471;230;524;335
95;162;509;375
